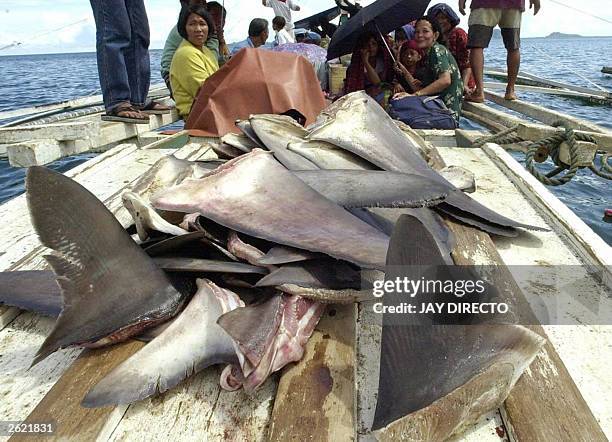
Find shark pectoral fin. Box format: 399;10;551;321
82;279;238;407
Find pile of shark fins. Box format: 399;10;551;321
0;92;547;439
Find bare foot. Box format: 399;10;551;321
504;89;517;100
465;93;485;103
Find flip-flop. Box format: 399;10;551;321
141;101;173;115
101;104;151;124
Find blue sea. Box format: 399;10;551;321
0;38;610;244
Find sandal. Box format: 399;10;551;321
140;100;173;115
101;103;150;124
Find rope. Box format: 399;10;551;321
589;153;612;180
471;121;610;186
471;124;522;147
524;126;582;185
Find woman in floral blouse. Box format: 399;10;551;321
428;3;475;94
395;16;463;120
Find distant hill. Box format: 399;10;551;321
546;32;583;38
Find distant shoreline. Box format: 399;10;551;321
1;35;612;57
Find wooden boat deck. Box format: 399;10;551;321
0;127;609;441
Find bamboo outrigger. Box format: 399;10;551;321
484;69;612;105
0;77;610;441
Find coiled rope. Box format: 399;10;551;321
472;122;610;185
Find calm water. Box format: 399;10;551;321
0;40;610;243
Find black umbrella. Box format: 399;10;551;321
326;0;431;60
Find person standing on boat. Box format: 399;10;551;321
262;0;301;38
428;3;475;95
459;0;540;102
90;0;170;124
230;19;270;55
170;5;219;118
272;16;295;46
160;0;223;95
394;17;463;121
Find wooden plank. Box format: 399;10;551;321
456;130;612;268
481;142;612;268
106;367;276;442
424;140;608;441
5;111;179;167
268;304;356;441
8;341;144;442
462;109;510;132
463;101;525;128
435;143;612;437
0;84;169;123
518;71;610;97
459;103;612;152
483;82;612;104
0;122;98;143
516;123;612;152
484;70;611;99
447;221;607;442
484;91;608;133
484;70;554;88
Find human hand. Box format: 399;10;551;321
393;83;405;94
458;0;467;15
393;61;406;74
530;0;540;15
360;47;370;61
392;92;412;100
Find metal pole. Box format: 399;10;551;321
375;22;396;64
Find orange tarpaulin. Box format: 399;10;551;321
185;48;326;137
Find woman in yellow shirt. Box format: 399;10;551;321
170;5;219;118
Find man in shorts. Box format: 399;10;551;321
459;0;540;102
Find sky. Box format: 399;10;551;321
0;0;610;55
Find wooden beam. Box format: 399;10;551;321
9;341;144;442
425;141;608;442
462;109;508;132
463;101;525;128
483;82;612;104
6;111;180;167
484;70;611;99
463;101;612;152
446;221;608;442
518;71;610;98
484;91;608;133
479;142;612;270
268;304;356;441
0;84;169;123
0;122;98;143
516;123;612;152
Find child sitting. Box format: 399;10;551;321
272;16;295;46
393;39;424;94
